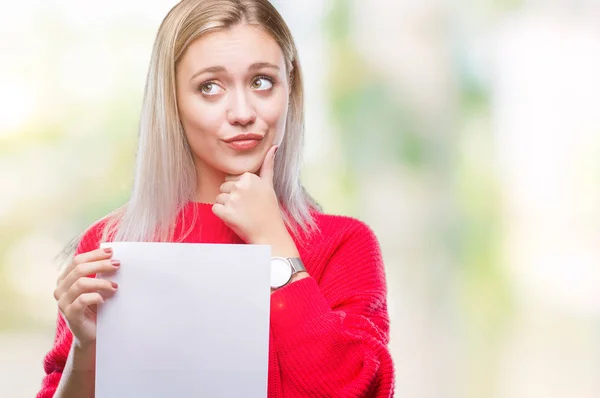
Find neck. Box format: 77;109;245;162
194;161;226;204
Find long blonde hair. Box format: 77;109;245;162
92;0;320;246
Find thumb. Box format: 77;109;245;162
259;145;278;183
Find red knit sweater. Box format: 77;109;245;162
37;202;395;397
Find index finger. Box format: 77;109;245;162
57;247;113;283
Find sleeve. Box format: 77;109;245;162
36;221;105;398
269;220;395;397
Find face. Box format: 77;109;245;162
175;24;290;180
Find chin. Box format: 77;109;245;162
220;156;262;175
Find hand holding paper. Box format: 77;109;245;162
53;247;120;347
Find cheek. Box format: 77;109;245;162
179;96;224;142
258;95;288;139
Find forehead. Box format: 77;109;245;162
178;24;286;75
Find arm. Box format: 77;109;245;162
37;222;116;398
51;319;96;398
38;313;97;398
270;221;395;398
210;147;394;395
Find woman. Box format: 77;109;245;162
37;0;395;397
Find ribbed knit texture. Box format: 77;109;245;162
37;202;395;397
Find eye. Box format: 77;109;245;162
200;81;224;96
251;76;274;91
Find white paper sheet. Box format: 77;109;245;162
96;242;271;398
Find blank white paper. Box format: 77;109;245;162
96;242;271;398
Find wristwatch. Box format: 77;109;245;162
270;257;306;289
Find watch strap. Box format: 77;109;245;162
288;257;306;274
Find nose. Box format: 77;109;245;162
227;89;256;126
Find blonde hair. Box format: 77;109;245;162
93;0;320;246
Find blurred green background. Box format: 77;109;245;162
1;1;600;397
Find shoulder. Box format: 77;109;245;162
74;219;106;255
312;211;379;240
73;213;116;255
305;210;382;257
301;211;387;296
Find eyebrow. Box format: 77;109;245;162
189;62;280;82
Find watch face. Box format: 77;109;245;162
271;257;292;288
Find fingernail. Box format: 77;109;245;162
274;146;279;155
111;260;120;267
111;282;119;289
104;247;113;254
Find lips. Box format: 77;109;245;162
223;133;264;143
223;133;264;151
